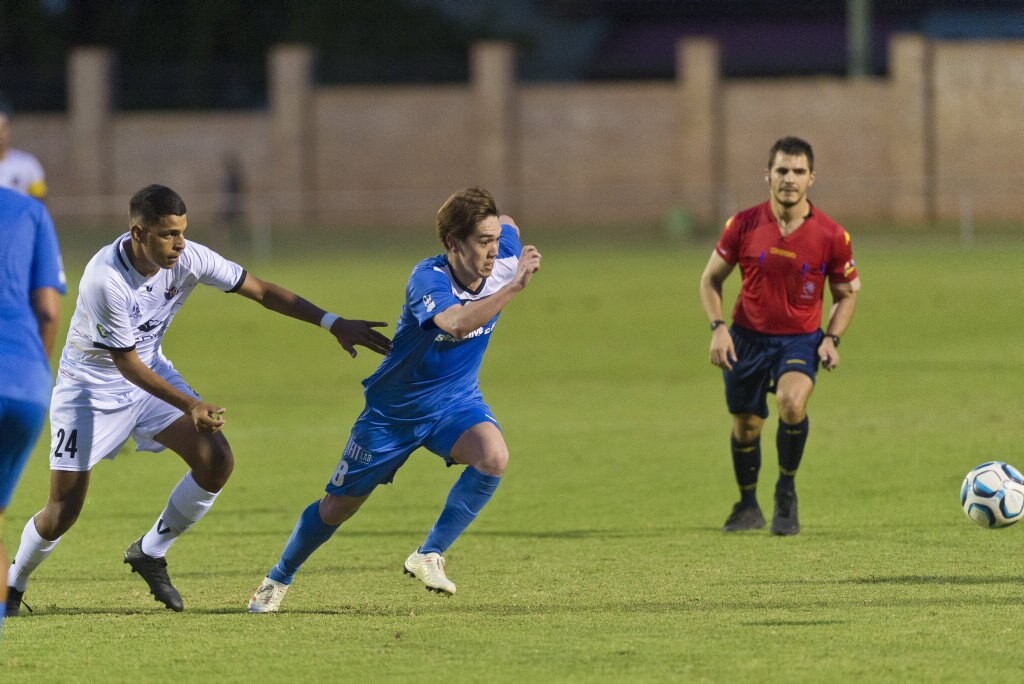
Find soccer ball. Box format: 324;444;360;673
960;461;1024;528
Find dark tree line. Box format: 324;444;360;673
0;0;482;110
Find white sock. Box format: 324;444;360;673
141;472;219;558
8;514;61;592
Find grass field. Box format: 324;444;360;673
3;231;1022;681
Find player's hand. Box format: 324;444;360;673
188;401;226;433
330;318;392;358
709;328;737;371
513;245;542;291
819;338;840;371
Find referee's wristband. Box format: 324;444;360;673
825;333;841;347
320;312;340;331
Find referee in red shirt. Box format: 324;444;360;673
699;137;861;536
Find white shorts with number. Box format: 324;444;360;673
48;360;199;472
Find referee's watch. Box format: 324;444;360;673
710;320;726;332
825;333;841;347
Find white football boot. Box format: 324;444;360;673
403;551;456;595
247;576;290;613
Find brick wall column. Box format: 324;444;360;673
269;44;314;225
68;47;114;207
888;34;932;224
676;38;722;227
471;41;518;212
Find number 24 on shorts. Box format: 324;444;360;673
54;428;80;459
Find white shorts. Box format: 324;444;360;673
48;361;199;472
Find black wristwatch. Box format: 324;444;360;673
825;333;841;347
710;320;726;331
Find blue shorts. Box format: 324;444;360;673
723;325;824;419
0;397;48;508
324;398;500;498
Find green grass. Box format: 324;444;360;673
3;233;1023;681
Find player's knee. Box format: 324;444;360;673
734;426;759;442
776;394;807;424
194;439;234;492
733;416;763;443
475;446;508;477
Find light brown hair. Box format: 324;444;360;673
436;186;498;249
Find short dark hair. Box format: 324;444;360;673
129;185;187;228
768;136;814;171
436;186;498;248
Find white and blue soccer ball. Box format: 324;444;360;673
960;461;1024;529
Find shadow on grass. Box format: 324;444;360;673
198;526;684;540
844;575;1022;586
211;527;677;540
752;574;1023;586
10;606;355;617
15;588;1024;620
744;619;847;627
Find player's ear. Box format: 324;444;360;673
130;223;144;241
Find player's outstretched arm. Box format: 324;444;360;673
434;244;541;339
109;348;226;432
235;273;392;357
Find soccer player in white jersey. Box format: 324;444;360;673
5;184;391;614
248;187;541;611
0;98;47;200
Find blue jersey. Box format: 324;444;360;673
0;188;67;406
362;223;522;421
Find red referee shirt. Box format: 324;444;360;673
715;201;858;335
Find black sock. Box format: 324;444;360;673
731;434;761;507
776;416;809;493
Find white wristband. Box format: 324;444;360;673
320;313;340;331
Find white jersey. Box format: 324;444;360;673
56;233;245;395
0;148;46;198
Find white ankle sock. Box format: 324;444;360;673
141;472;219;558
8;515;61;592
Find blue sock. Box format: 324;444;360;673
419;467;501;555
0;600;5;638
268;500;339;585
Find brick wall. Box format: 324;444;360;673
14;36;1023;232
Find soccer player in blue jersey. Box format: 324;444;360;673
0;188;65;635
248;186;542;611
